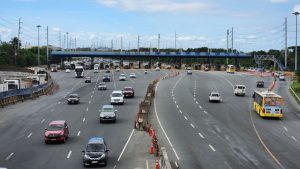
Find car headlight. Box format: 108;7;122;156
84;154;90;159
100;154;106;158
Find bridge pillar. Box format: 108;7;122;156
91;57;94;65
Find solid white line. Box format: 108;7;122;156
67;151;72;158
86;108;89;111
154;80;180;161
198;132;204;139
190;124;195;128
283;126;288;132
209;144;216;152
5;153;14;160
291;136;298;142
27;132;32;138
77;131;81;136
203;110;208;114
175;161;178;168
117;129;135;161
41;119;45;123
146;159;149;169
184;116;188;120
83;117;85;122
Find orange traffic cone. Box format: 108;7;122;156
155;159;160;169
149;127;153;136
150;145;154;154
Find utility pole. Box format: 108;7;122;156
158;34;160;52
75;37;77;51
226;29;229;64
63;34;65;50
111;39;114;51
175;32;177;51
293;12;299;71
285;17;288;68
46;26;49;68
37;25;41;66
59;31;61;49
138;35;140;53
17;18;22;49
66;32;69;51
231;27;234;53
121;37;123;52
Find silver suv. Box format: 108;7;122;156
99;105;117;123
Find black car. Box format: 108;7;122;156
82;137;109;167
257;81;264;88
103;74;111;82
84;76;91;83
67;94;80;104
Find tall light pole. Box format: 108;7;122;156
37;25;41;66
66;32;69;51
293;12;299;71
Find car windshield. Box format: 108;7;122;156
86;144;105;152
102;108;113;112
124;88;132;91
69;95;78;98
112;93;122;97
212;94;219;97
47;124;64;131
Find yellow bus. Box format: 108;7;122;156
252;90;283;118
226;65;235;73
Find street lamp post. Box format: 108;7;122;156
37;25;41;67
293;12;299;71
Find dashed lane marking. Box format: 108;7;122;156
91;95;93;98
175;161;178;168
41;119;45;123
176;105;179;108
199;106;202;109
283;126;288;132
198;133;204;139
86;108;89;111
67;151;72;158
190;124;195;128
184;116;188;120
27;132;32;138
196;101;199;104
209;144;216;152
83;117;85;122
5;153;14;160
203;110;208;114
291;136;298;142
89;101;91;104
179;110;183;114
58;101;61;104
77;131;81;136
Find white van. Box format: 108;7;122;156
234;85;246;96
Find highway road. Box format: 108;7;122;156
0;69;166;169
154;71;300;169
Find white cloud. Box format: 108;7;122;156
96;0;213;13
0;28;13;38
294;4;300;12
268;0;288;3
52;27;61;32
89;34;96;40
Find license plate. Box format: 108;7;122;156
51;139;56;141
91;161;98;164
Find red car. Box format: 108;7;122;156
123;87;135;98
44;120;69;144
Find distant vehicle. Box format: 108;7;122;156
65;69;71;73
67;94;80;104
256;81;264;88
252;90;283;118
234;85;246;96
123;87;135;98
226;65;235;74
94;64;99;73
103;74;111;82
82;137;109;167
4;79;22;90
119;74;126;81
129;73;136;78
44;120;69;144
98;82;107;90
187;67;192;75
50;65;58;72
110;90;124;105
85;76;91;83
123;62;130;69
99;105;117;123
105;68;110;73
155;67;160;71
37;68;47;76
279;74;285;81
116;67;120;72
144;70;148;74
75;65;84;78
209;92;222;103
204;64;210;71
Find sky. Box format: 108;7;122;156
0;0;299;52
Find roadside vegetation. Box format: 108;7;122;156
290;70;300;103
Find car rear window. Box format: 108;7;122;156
112;93;122;97
237;86;245;89
48;124;64;131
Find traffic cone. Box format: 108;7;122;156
155;159;160;169
149;127;153;136
150;145;154;154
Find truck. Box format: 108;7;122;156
75;65;84;78
0;83;8;92
94;64;100;73
3;79;31;90
123;62;130;69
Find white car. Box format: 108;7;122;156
209;92;222;103
234;85;246;96
110;90;124;105
187;67;192;75
129;73;136;78
279;74;285;81
65;69;71;73
156;67;160;71
119;74;126;81
116;67;120;72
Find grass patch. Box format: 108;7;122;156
290;82;300;104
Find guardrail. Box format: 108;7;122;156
0;74;54;108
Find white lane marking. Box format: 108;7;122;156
173;97;175;100
176;105;179;108
175;161;178;168
41;119;45;123
203;110;208;114
174;101;177;104
291;136;298;142
179;110;183;114
86;108;89;111
190;124;195;128
77;131;81;136
209;144;216;152
193;98;196;101
89;101;91;104
194;94;196;97
92;91;95;94
5;153;14;160
58;101;61;104
224;161;233;169
27;132;33;138
225;134;231;141
196;101;199;104
67;151;72;158
283;126;288;132
83;117;85;122
215;126;221;133
113;165;117;169
199;106;202;109
51;109;54;112
198;132;204;139
146;159;149;169
184;116;188;120
117;129;135;161
154;80;180;161
91;95;93;98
